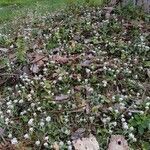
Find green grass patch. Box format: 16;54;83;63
0;0;108;24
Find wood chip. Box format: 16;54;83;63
72;134;99;150
108;135;129;150
55;94;69;101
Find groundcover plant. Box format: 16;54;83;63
0;4;149;150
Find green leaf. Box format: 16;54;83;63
21;116;28;123
138;126;144;135
144;61;150;67
142;141;150;150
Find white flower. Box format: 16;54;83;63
112;96;115;101
19;99;23;104
128;112;132;116
140;111;144;115
33;113;37;116
35;140;40;146
129;133;134;139
24;134;29;139
30;90;34;94
5;118;9;124
11;138;18;145
10;44;14;48
86;68;90;74
43;68;48;72
14;99;18;103
59;141;64;146
68;145;72;150
85;79;88;83
129;126;134;131
119;97;123;101
137;93;140;96
102;80;107;87
7;101;12;106
145;106;149;110
114;109;119;114
40;122;45;127
7;109;11;114
46;116;51;122
58;76;63;81
8;133;12;138
37;107;41;111
27;94;32;98
109;130;113;134
102;118;107;123
108;107;113;111
123;122;128;129
67;141;71;145
10;121;14;124
28;118;34;126
121;118;125;122
133;138;137;142
29;127;34;132
8;105;13;109
44;142;48;147
89;116;94;123
44;136;49;141
20;111;27;115
31;103;35;107
1;115;4;119
112;122;117;126
65;118;69;122
103;66;107;70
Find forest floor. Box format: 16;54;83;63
0;1;150;150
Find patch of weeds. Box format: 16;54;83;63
16;37;27;64
116;2;146;20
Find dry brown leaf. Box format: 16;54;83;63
104;7;114;19
52;142;59;150
15;141;32;150
52;55;69;64
80;60;91;67
0;141;16;150
22;66;30;75
74;85;83;91
108;135;129;150
30;64;39;73
8;53;16;61
72;134;99;150
71;128;85;140
31;53;48;66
